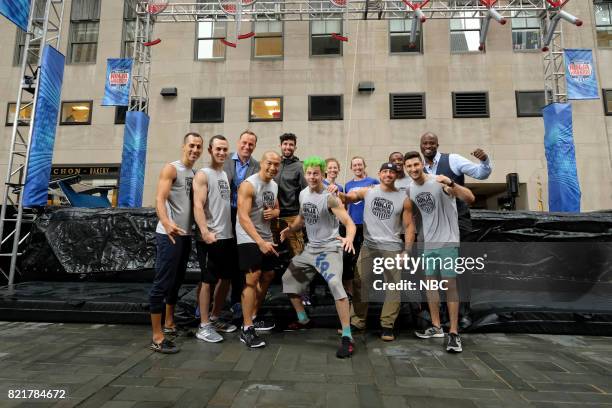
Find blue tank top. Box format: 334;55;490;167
344;177;379;225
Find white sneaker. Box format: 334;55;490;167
196;323;223;343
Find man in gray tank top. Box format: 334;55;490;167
236;151;281;348
149;132;203;354
280;156;357;358
404;151;475;354
341;162;415;342
193;135;237;343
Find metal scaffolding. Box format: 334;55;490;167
0;0;66;287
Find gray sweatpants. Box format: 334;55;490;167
282;245;347;301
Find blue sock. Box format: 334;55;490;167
297;311;308;322
342;326;352;339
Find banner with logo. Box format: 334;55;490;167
564;49;599;100
118;111;149;207
0;0;30;31
102;58;133;106
23;45;65;207
543;103;581;213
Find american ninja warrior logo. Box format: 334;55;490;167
109;70;130;86
415;192;435;214
218;180;230;201
262;191;275;208
371;197;394;220
302;202;319;225
568;60;592;82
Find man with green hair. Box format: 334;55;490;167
280;156;357;358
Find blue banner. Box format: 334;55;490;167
102;58;133;106
0;0;30;31
23;45;65;207
118;111;149;207
564;49;599;100
543;103;581;213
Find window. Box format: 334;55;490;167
6;102;33;126
68;0;101;64
121;0;136;58
191;98;224;123
311;21;342;56
249;97;282;121
309;95;343;120
452;92;489;118
516;91;546;117
389;19;422;53
60;101;93;125
595;1;612;48
197;22;226;60
511;10;541;50
390;93;426;119
13;3;45;65
253;21;283;58
450;12;481;53
604;89;612;115
115;106;128;125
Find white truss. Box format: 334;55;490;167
0;0;66;287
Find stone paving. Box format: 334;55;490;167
0;321;611;408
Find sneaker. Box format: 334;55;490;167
446;333;463;353
196;323;223;343
240;326;266;348
150;338;179;354
253;317;275;331
380;327;395;342
336;336;354;359
301;294;311;306
211;318;237;333
195;305;200;319
284;319;314;331
415;326;444;339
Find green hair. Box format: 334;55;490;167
303;156;327;173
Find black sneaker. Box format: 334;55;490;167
336;336;354;359
253;317;275;331
380;327;395;342
446;333;463;353
284;319;314;331
240;326;266;348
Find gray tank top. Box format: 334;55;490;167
363;185;405;251
394;176;412;194
156;160;196;235
300;187;340;250
408;175;459;248
236;174;278;244
196;167;233;240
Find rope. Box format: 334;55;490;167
342;17;361;186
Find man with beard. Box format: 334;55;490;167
149;132;203;354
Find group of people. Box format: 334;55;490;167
148;129;492;358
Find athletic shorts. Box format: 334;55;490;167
237;243;279;273
196;239;235;284
423;247;460;278
282;246;347;300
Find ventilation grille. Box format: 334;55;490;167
390;93;426;119
453;92;489;118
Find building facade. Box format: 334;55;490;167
1;0;611;210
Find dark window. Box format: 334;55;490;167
115;105;128;125
516;91;546;117
311;21;342;56
13;3;45;65
511;10;541;51
191;98;225;123
309;95;343;121
452;92;489;118
121;0;136;58
389;20;422;53
604;89;612;115
390;93;426;119
595;0;612;48
60;100;93;125
68;0;101;64
249;97;282;121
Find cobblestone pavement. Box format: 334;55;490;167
0;321;611;407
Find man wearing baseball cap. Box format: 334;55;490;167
339;162;415;341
